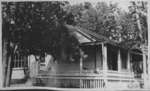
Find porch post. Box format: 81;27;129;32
102;43;107;88
79;49;83;74
79;49;83;88
79;57;83;74
117;49;121;72
0;2;3;87
127;51;131;71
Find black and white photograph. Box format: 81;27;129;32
0;0;150;91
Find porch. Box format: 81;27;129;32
35;70;142;89
33;43;145;89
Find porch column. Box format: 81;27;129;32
79;57;83;74
79;49;84;74
79;57;83;88
102;43;107;88
79;49;83;88
143;53;147;88
117;49;121;72
127;51;131;71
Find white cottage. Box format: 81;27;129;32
31;25;148;89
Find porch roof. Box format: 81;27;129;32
65;24;116;45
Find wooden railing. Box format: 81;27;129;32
12;54;28;69
35;74;105;88
82;79;105;88
35;71;143;89
107;70;134;79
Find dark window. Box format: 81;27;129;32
81;45;96;71
121;50;127;69
107;45;118;71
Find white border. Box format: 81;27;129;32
0;0;149;90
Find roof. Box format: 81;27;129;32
65;24;116;45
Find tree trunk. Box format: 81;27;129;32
3;40;14;87
2;40;8;87
5;54;13;87
135;13;143;40
5;42;17;87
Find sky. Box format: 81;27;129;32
69;0;130;12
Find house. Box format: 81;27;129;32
30;25;148;89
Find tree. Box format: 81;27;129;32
69;2;121;42
69;1;147;48
2;1;80;87
119;1;147;48
128;1;148;43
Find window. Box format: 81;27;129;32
121;50;128;69
107;45;118;71
81;45;96;71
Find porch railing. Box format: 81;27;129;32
12;54;28;69
35;70;143;88
35;74;105;88
82;79;105;88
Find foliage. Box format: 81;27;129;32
69;1;147;48
2;1;147;58
2;2;80;60
2;2;81;86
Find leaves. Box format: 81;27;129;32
69;1;147;48
2;1;147;59
2;2;81;61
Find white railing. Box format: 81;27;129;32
35;75;105;88
13;54;28;69
35;71;143;89
107;70;134;79
82;79;104;88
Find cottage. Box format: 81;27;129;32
30;25;148;89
